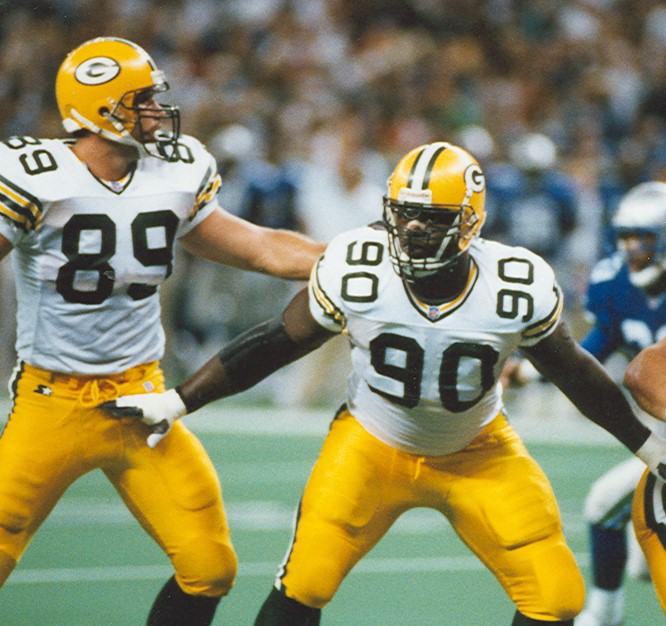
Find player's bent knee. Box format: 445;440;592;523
173;537;238;598
284;569;341;609
540;551;585;620
515;542;585;621
287;588;333;610
0;548;17;587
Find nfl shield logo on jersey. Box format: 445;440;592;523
427;306;440;320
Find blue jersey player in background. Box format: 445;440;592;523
577;182;666;626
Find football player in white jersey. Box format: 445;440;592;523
623;339;666;613
105;142;666;625
0;37;324;625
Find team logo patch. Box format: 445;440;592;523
34;384;54;396
75;57;121;85
427;306;440;320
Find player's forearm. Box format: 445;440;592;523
527;324;651;452
0;233;13;261
543;348;651;452
176;316;320;413
253;228;326;280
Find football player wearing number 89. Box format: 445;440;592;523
0;37;324;625
106;142;666;625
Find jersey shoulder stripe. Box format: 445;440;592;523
310;255;346;330
192;163;221;220
523;284;563;340
0;171;43;231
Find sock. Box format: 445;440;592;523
254;586;321;626
147;575;221;626
511;611;572;625
589;523;626;589
580;586;624;625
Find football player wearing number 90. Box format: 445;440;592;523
0;37;324;625
106;142;666;625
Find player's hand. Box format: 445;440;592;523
101;389;187;448
635;431;666;481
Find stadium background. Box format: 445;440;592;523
0;0;666;623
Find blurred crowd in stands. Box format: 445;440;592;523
1;0;665;403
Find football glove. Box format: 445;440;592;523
102;389;187;448
635;431;666;481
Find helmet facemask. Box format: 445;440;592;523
384;199;480;282
56;38;182;161
383;142;486;283
104;78;181;161
612;182;666;291
615;227;666;289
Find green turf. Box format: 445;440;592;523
0;397;663;625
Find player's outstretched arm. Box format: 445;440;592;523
181;209;326;280
103;288;334;446
523;321;666;478
0;234;13;262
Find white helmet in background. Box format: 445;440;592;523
612;181;666;289
509;133;557;171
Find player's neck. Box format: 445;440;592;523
70;134;140;181
408;254;471;304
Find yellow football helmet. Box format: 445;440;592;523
55;37;180;159
383;141;486;281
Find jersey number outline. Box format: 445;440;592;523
2;137;182;304
369;333;499;411
56;211;178;304
340;242;538;411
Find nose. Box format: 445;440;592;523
622;235;642;250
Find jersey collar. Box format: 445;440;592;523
403;258;479;322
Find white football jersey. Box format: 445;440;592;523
309;225;563;455
0;135;221;374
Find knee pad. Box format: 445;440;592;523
520;541;585;621
173;537;238;598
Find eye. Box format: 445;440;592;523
399;207;425;221
134;90;156;106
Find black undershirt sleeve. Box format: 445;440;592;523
176;316;321;413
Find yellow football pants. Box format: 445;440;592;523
277;409;584;621
0;362;237;597
632;468;666;613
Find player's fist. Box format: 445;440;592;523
101;389;187;447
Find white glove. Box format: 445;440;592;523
635;431;666;481
102;389;187;448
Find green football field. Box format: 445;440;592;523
0;386;663;625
